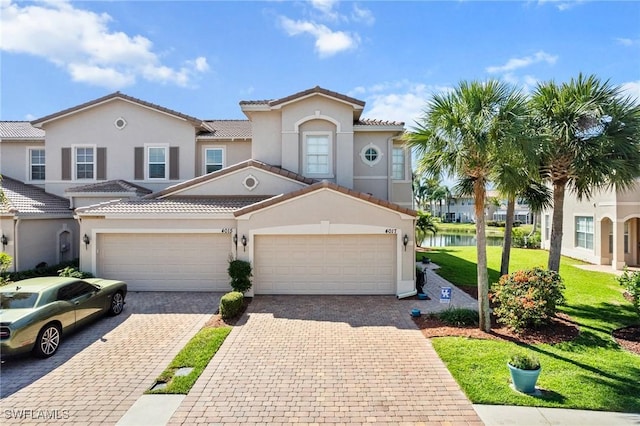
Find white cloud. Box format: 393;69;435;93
615;37;640;47
620;81;640;104
0;0;209;89
353;80;452;127
486;51;558;73
310;0;340;20
536;0;585;11
351;4;375;25
279;16;359;57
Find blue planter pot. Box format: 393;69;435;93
508;363;541;394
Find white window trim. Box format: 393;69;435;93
26;146;46;183
574;215;594;251
72;144;97;181
203;146;225;174
391;146;408;181
302;131;334;178
145;143;169;180
359;143;383;167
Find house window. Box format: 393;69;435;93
30;149;45;180
148;147;166;179
304;133;331;176
76;147;94;179
392;147;405;180
359;143;382;166
205;148;224;173
624;222;629;253
545;214;550;240
575;216;594;250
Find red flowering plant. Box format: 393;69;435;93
489;267;566;333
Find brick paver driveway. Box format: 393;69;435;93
0;292;220;425
170;295;482;425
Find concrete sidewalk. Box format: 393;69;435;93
474;404;640;425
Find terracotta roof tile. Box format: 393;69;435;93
355;118;405;126
147;160;317;199
65;180;152;196
0;121;45;139
240;86;365;108
31;92;205;128
234;180;416;217
0;176;72;217
198;120;252;139
75;197;269;216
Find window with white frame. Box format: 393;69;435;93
148;147;167;179
205;148;224;173
545;214;550;240
624;221;629;253
30;149;45;181
75;147;94;179
304;133;331;176
392;147;405;180
359;143;382;166
575;216;594;250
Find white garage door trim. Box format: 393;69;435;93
246;222;404;295
90;228;235;291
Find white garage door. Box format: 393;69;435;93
254;234;396;295
97;233;232;291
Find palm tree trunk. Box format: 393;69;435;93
474;180;491;332
500;197;515;276
547;181;566;272
528;213;538;238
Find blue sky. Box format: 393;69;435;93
1;0;639;126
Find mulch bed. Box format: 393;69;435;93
612;325;640;355
203;297;252;328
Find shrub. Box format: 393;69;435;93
5;259;84;282
438;307;479;326
511;228;541;249
617;268;640;319
219;291;244;319
228;259;252;293
0;252;12;286
508;352;540;370
490;267;565;333
58;266;93;278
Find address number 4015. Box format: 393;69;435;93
385;228;398;234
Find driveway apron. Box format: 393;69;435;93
0;292;220;426
169;295;482;425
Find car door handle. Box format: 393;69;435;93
74;301;80;305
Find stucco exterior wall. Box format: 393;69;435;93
41;99;197;197
250;111;282;165
195;140;251;175
0;140;45;184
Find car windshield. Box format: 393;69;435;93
0;292;39;309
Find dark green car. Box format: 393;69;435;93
0;277;127;358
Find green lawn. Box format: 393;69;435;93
417;247;640;412
147;326;232;394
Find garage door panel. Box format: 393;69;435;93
255;234;395;295
97;233;231;291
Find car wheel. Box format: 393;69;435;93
33;323;61;358
109;291;125;316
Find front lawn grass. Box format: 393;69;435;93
146;326;231;394
419;247;640;412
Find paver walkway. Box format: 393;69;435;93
168;295;482;425
0;292;220;426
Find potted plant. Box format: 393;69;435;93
507;352;541;394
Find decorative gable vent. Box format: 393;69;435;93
114;117;127;130
243;174;259;191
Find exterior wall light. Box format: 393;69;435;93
1;235;7;248
241;235;247;251
403;234;409;251
83;234;91;248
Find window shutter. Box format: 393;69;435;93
134;147;144;180
61;148;71;180
169;147;179;180
97;148;107;180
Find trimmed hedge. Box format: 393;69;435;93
219;291;244;319
227;259;252;293
2;259;92;283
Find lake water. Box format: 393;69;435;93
421;233;504;247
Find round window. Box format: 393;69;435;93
364;147;378;162
360;144;383;166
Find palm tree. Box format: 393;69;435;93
406;80;529;332
415;211;438;246
530;74;640;272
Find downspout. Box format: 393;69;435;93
12;217;20;272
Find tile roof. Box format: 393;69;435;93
147;160;317;199
30;92;205;129
75;197;269;216
0;121;45;139
355;118;405;127
240;86;365;108
0;176;73;217
234;180;416;217
198;120;252;139
65;180;152;196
